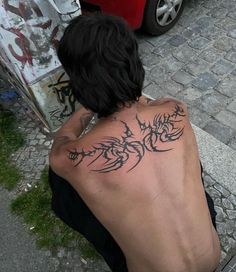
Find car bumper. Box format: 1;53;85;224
81;0;146;29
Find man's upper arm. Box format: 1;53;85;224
49;133;77;176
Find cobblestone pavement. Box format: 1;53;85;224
138;0;236;149
1;0;236;270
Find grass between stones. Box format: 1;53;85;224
0;110;24;189
11;168;100;259
0;108;99;258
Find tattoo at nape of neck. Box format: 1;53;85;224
68;104;186;173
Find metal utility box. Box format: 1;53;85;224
0;0;81;131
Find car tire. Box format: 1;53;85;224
142;0;185;35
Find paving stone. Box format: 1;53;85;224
215;76;236;97
188;107;211;128
178;10;198;27
220;0;236;9
226;210;236;219
224;237;236;252
168;35;187;47
192;5;209;18
228;27;236;39
216;110;236;130
36;164;46;171
57;249;65;258
142;82;165;99
172;70;195;85
217;222;227;235
229;137;236;150
200;26;225;40
210;59;235;76
36;133;46;140
163;80;183;95
41;150;49;157
39;139;45;145
227;99;236;114
188;24;204;35
35;172;42;180
214;183;231;198
199;47;226;63
145;34;170;48
160;55;184;75
228;10;236;20
36;157;46;165
195;16;217;27
182;28;195;39
10;153;20;162
29;140;39;146
184;57;210;76
231;69;236;75
206;187;222;198
213;37;236;51
204;175;216;186
202;0;219;9
199;90;232;114
226;220;236;235
143;76;151;89
138;40;154;55
153;43;175;58
222;198;235;210
214;198;222;206
176;87;202;104
191;72;219;91
141;53;162;69
220;237;230;250
215;17;236;32
207;7;228;19
150;65;170;84
215;206;227;222
220;251;227;263
27;134;36;140
225;50;236;63
221;255;236;272
172;44;197;63
188;36;210;50
204;120;235;144
166;24;185;36
199;92;230;115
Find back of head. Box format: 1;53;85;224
57;13;145;118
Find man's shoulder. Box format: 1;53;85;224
148;97;187;111
49;137;85;178
145;98;189;122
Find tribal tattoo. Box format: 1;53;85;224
68;104;186;173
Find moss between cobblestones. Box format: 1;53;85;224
10;168;100;259
0;110;24;189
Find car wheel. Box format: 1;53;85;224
142;0;185;35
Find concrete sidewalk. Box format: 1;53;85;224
0;188;53;272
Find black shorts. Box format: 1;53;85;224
48;164;216;272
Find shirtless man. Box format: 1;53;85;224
49;13;221;272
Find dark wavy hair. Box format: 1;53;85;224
57;13;145;118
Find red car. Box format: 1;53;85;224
80;0;185;35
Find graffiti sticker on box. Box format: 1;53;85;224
0;0;81;85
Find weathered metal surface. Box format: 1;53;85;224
0;0;81;131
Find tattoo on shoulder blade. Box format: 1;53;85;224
68;104;185;173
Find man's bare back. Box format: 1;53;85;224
50;98;221;272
